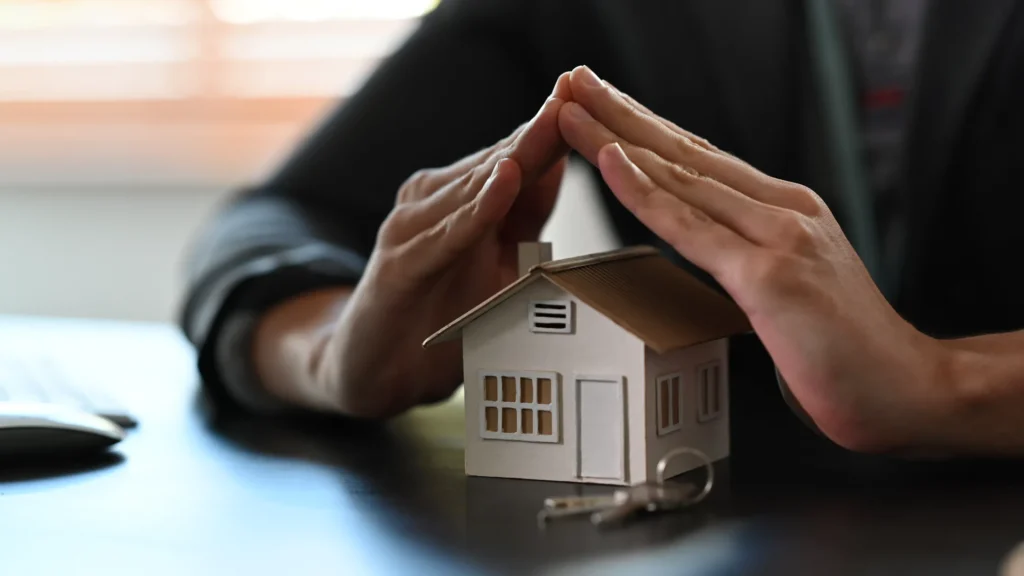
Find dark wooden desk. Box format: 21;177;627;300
1;316;1023;576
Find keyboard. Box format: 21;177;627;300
0;351;136;429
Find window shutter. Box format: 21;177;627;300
655;373;683;436
697;361;723;423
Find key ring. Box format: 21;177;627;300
655;446;715;505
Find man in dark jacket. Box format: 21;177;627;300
180;0;1024;458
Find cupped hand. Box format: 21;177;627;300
323;75;573;418
557;66;952;452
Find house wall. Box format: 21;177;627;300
462;279;646;485
644;338;730;482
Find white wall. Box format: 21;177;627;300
542;160;621;261
0;185;227;322
462;278;645;486
644;339;730;480
0;160;618;323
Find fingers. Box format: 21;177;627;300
599;80;720;155
407;128;521;200
500;156;567;243
567;66;806;212
604;79;753;167
444;74;570;194
598;143;757;279
399;94;566;234
560;101;786;246
568;66;695;164
558;100;616;162
551;71;573;103
401;159;522;280
504;94;570;185
491;72;573;243
450;75;570;190
399;74;570;206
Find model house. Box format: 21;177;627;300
423;243;751;486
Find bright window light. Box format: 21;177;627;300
210;0;440;24
0;0;438;100
0;0;197;29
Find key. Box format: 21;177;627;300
590;481;696;527
646;481;699;513
537;494;621;525
543;494;620;511
538;448;715;530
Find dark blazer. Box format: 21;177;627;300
180;0;1024;468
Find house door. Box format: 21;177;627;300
576;376;625;482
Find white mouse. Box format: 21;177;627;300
0;402;125;456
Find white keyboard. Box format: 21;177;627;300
0;351;136;429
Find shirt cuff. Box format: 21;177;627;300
185;243;367;413
214;309;290;413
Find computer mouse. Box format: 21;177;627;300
0;402;126;456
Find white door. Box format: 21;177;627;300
576;376;624;481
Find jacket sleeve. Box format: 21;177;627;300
177;0;567;410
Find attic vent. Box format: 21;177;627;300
529;300;573;334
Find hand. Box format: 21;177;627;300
316;75;573;418
557;66;952;452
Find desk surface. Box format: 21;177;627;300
1;315;1023;576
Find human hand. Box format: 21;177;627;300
557;66;952;452
316;75;573;418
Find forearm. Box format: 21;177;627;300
252;287;353;413
930;331;1024;455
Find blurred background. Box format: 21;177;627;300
0;0;617;323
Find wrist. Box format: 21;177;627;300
214;310;293;413
910;336;995;456
323;292;423;419
869;329;961;457
911;330;1024;456
252;287;353;413
909;335;963;454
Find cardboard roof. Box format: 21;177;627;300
422;246;752;353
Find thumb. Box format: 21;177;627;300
500;155;567;243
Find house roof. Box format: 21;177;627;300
422;246;752;354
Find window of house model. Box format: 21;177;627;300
481;371;559;442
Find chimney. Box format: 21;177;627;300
518;242;553;277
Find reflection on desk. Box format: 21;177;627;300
0;315;1022;576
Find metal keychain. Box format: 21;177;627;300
537;446;714;528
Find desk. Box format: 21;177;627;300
1;316;1023;576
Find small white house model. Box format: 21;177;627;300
423;243;751;486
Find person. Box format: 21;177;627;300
179;0;1024;458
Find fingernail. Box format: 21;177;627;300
484;159;504;186
576;66;603;88
550;72;570;96
527;97;553;124
566;102;593;121
604;142;630;165
476;162;503;202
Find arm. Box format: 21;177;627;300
245;87;573;419
249;287;352;413
181;0;593;414
179;0;569;414
560;65;1024;457
937;332;1024;455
